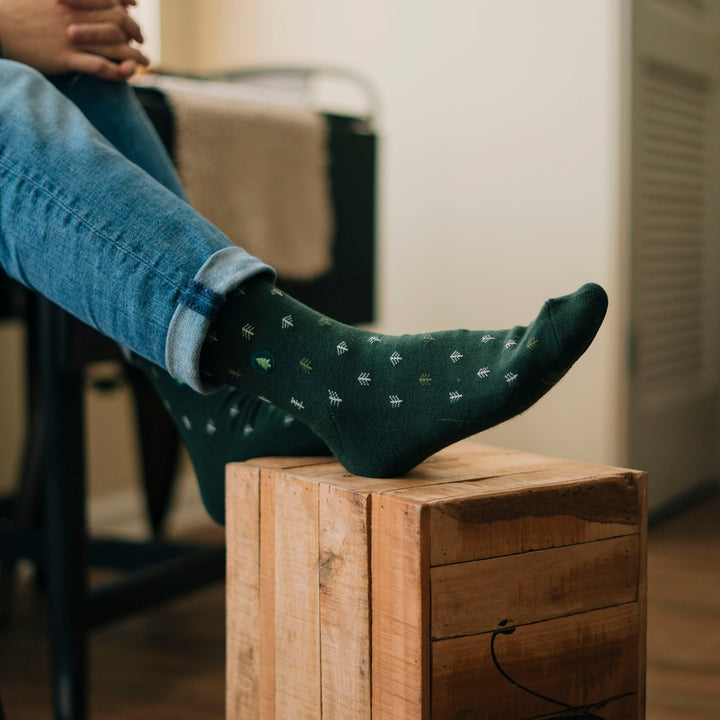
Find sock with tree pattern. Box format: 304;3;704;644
137;358;329;524
200;279;607;478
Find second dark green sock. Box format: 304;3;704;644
138;360;329;523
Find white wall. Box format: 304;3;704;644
132;0;161;66
160;0;628;466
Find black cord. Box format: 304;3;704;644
490;620;606;720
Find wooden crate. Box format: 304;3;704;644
226;442;647;720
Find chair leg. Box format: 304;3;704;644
39;299;89;720
0;296;43;624
125;364;181;538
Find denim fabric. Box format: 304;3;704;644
0;60;274;391
51;72;187;201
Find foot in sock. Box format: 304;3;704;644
138;359;330;524
200;281;608;478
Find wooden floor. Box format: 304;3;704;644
1;494;718;720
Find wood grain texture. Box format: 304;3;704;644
637;472;648;718
431;535;640;639
259;469;277;719
318;485;371;719
225;465;261;720
262;443;572;495
432;603;641;719
371;494;430;720
428;470;644;565
272;474;321;719
225;445;648;720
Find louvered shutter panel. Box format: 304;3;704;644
630;0;720;508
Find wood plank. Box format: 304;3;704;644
573;694;640;720
431;535;640;639
296;442;570;495
432;603;641;719
226;465;261;720
516;694;639;720
390;462;634;505
259;469;277;720
637;473;648;719
318;484;371;719
229;456;339;471
272;473;322;719
429;471;644;565
371;494;430;720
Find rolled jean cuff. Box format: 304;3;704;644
166;246;275;392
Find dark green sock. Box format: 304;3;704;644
200;280;607;478
138;360;329;523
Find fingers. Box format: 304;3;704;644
75;42;149;66
57;0;118;9
110;6;144;43
63;4;145;44
67;22;127;45
67;52;131;82
117;59;138;77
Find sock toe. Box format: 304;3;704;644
548;283;608;365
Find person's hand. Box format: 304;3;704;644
59;0;141;48
59;0;148;78
0;0;149;81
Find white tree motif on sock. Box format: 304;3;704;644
477;367;490;379
290;397;305;410
368;336;381;344
182;416;192;430
449;391;462;403
389;395;403;408
419;374;432;386
281;315;294;329
229;404;240;417
283;415;294;426
505;339;517;349
481;335;495;343
390;352;402;366
205;419;217;435
241;324;254;339
358;372;371;386
243;424;254;436
450;350;463;363
337;341;349;355
328;390;343;407
505;372;518;385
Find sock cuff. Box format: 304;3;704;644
166;246;276;392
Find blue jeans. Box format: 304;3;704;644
0;60;273;391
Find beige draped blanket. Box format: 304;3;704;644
159;82;333;280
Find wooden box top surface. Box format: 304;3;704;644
229;440;644;508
